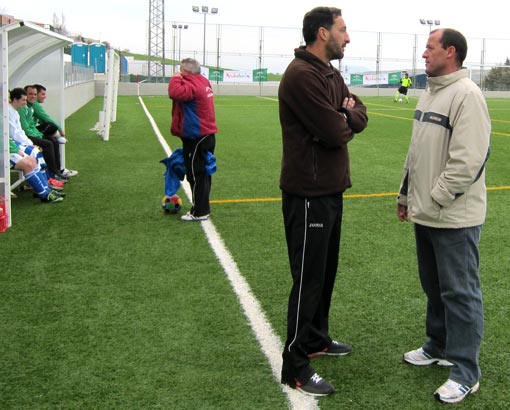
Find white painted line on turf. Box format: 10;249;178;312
138;97;173;157
257;96;278;102
139;96;318;410
199;220;319;410
138;97;192;200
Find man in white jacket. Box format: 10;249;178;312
9;87;64;191
397;28;491;404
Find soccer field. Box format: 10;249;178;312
1;95;509;409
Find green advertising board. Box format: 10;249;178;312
388;71;402;85
350;74;363;85
209;69;224;82
253;68;268;82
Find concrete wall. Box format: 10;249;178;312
94;80;510;99
64;80;95;117
67;80;510;122
99;81;281;97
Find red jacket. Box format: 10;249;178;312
168;73;218;139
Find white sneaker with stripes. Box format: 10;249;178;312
435;379;480;403
403;347;453;367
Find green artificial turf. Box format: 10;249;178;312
1;95;509;409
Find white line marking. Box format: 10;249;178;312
258;96;278;102
139;96;318;410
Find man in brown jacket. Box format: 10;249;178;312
278;6;368;397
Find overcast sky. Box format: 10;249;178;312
2;0;510;75
3;0;510;55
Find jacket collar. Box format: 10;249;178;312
294;46;336;76
427;68;469;92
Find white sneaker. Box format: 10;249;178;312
403;347;453;367
57;136;67;144
434;379;480;403
181;212;209;222
61;168;78;177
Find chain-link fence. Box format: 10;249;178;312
150;22;508;90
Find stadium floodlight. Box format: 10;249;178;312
192;5;219;66
173;24;189;63
420;18;441;33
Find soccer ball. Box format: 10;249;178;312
161;195;182;214
398;98;403;103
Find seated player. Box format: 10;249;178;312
9;139;64;203
32;83;78;177
9;87;64;191
18;85;69;182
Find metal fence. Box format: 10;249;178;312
64;62;95;87
162;22;510;90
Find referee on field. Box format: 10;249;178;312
394;72;413;103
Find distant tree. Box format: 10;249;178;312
484;58;510;91
52;12;68;35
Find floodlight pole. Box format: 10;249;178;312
419;18;441;33
192;5;218;66
203;12;207;65
172;24;188;63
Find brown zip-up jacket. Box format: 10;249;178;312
278;47;368;197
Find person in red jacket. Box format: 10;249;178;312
168;58;218;221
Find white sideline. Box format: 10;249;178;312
139;96;318;410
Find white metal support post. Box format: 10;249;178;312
1;28;12;228
100;48;119;141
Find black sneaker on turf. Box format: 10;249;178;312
295;373;335;397
181;211;209;221
308;340;352;358
54;174;69;183
41;191;64;203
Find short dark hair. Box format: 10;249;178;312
302;7;342;45
9;87;26;101
23;84;36;92
33;84;47;93
433;28;468;66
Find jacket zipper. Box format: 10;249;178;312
312;146;318;180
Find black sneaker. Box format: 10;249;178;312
34;190;66;198
54;173;69;183
41;191;64;203
295;373;335;397
308;340;352;358
48;183;64;191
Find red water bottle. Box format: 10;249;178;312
0;196;8;233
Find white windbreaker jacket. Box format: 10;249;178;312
398;69;491;228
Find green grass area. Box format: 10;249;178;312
1;95;509;409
